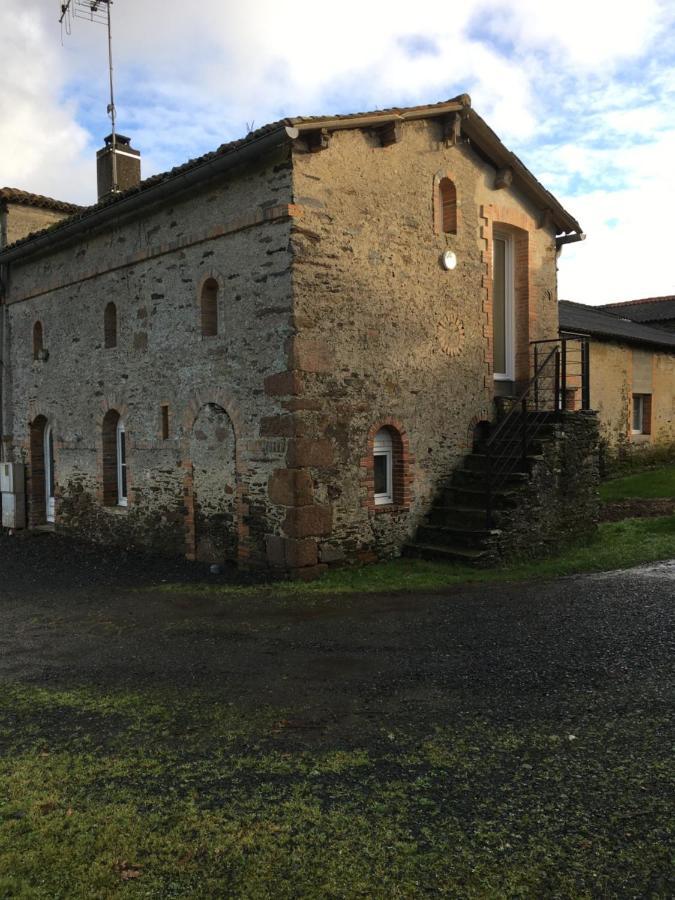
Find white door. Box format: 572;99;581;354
44;425;55;523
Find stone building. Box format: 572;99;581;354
0;96;589;576
560;300;675;453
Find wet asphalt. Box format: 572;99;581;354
0;533;672;740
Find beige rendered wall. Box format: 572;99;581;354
2;203;73;247
590;340;675;451
284;118;561;565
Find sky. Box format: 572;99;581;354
1;0;674;304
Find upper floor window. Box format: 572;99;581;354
32;321;43;360
104;302;117;349
438;178;457;234
201;278;218;337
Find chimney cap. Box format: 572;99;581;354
103;133;132;147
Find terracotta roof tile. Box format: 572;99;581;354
0;187;83;214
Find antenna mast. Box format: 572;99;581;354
59;0;119;193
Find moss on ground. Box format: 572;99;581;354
0;683;671;898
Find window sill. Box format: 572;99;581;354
371;503;409;515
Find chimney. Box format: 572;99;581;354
96;133;141;201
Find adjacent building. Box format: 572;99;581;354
560;300;675;453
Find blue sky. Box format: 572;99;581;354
2;0;675;303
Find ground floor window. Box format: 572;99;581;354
102;410;128;507
117;420;128;506
632;394;652;435
373;429;393;505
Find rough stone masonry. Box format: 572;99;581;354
0;96;590;576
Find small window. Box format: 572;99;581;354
439;178;457;234
201;278;218;337
632;394;652;435
104;302;117;349
32;321;43;360
116;420;128;506
161;404;170;440
373;429;393;505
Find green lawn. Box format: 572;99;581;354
599;465;675;502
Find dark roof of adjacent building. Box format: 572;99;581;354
0;95;583;263
559;300;675;351
599;295;675;323
0;187;83;214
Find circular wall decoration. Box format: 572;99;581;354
437;310;465;357
441;250;457;270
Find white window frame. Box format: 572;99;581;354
373;429;394;506
116;420;128;507
632;394;645;434
493;230;515;382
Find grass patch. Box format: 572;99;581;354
600;465;675;502
150;515;675;601
0;683;671;898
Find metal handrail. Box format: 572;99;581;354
485;346;559;528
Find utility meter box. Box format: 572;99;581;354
0;462;25;494
2;492;26;529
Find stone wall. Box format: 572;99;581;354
489;411;600;562
269;119;561;572
5;146;297;564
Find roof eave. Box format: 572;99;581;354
0;125;299;265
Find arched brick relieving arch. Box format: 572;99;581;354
360;417;414;512
480;203;536;386
180;392;250;566
95;396;131;506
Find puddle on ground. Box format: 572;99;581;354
583;559;675;581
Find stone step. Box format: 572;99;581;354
451;467;529;489
416;523;500;549
402;541;493;565
426;504;508;529
442;484;522;509
464;452;543;472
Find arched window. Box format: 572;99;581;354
438;177;457;234
104;302;117;349
365;422;411;511
102;409;128;507
201;278;218;337
32;321;43;360
373;429;393;505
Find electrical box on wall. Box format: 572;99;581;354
0;462;25;495
2;493;26;529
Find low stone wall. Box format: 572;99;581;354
492;411;600;562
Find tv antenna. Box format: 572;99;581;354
59;0;120;192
